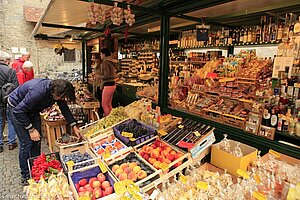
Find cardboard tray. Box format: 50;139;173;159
68;164;118;200
59;141;97;172
113;119;157;147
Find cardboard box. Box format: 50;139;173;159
211;139;257;177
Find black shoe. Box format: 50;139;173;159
21;177;29;186
9;143;18;150
0;146;3;153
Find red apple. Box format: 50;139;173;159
139;151;145;157
97;173;106;183
89;177;98;186
102;190;107;197
84;184;94;192
75;183;80;191
92;181;101;188
93;188;103;198
105;186;113;195
79;178;88;187
143;153;150;160
78;187;86;193
167;154;175;161
101;181;110;190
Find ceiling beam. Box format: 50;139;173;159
167;0;235;16
81;0;163;15
42;23;102;32
175;14;234;29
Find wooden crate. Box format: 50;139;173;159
59;141;97;172
88;133;133;162
105;150;161;192
134;136;190;176
222;114;246;130
68;164;119;200
78;101;100;109
45;121;67;152
203;108;223;123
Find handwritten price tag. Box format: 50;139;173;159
78;197;90;200
179;174;187;183
114;182;127;195
121;196;131;200
158;163;169;171
124;179;135;186
129;138;136;141
132;193;143;200
196;181;208;190
122;132;133;138
98;160;108;173
66;160;75;167
269;149;280;159
252;191;266;200
237;169;250;179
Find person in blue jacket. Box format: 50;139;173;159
7;78;81;185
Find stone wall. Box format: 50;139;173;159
0;0;82;77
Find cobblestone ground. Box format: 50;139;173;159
0;126;50;200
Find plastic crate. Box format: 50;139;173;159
113;119;157;147
27;152;64;180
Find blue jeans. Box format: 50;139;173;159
0;106;17;145
7;105;41;179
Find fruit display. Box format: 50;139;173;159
57;135;79;146
41;105;64;121
114;119;157;146
90;134;127;158
26;172;73;200
71;167;115;199
29;153;63;182
108;152;159;188
138;139;184;170
82;107;128;138
62;152;95;170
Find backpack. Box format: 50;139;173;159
0;69;18;104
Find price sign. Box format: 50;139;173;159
193;131;200;137
253;191;266;200
121;196;131;200
158;130;168;136
114;182;127;195
66;160;75;171
237;169;250;179
158;163;169;171
196;181;208;190
122;132;133;138
179;174;187;183
78;197;90;200
98;160;108;173
269;149;280;159
178;125;184;129
124;179;135;186
132;193;143;200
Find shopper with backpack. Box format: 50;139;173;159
0;51;19;153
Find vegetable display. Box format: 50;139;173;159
30;153;62;182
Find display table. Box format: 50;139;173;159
44;119;67;152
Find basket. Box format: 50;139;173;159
113;119;157;147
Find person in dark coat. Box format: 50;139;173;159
7;78;81;185
0;51;18;153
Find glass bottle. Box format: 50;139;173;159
270;108;278;128
294;16;300;35
247;27;252;43
277;24;283;42
256;26;261;43
243;28;248;43
232;29;236;44
236;28;240;44
240;28;244;43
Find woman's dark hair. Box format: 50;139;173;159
50;79;75;102
100;48;111;57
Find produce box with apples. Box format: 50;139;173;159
135;137;189;175
59;141;97;172
89;133;132;161
113;119;157;147
68;164;118;200
107;151;160;191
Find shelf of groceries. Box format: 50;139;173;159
26;98;300;200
